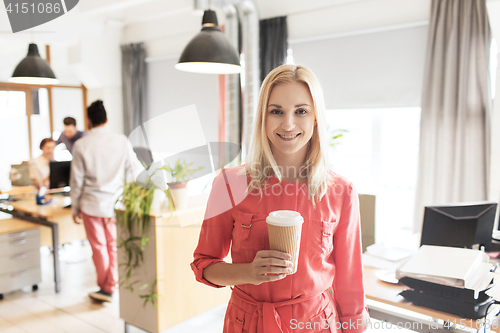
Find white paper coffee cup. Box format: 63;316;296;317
266;210;304;274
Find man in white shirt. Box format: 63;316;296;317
70;100;142;302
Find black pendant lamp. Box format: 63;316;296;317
175;10;242;74
10;43;59;85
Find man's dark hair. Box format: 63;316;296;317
87;100;107;126
63;117;76;126
40;137;55;149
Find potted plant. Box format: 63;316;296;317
162;158;203;211
116;180;158;308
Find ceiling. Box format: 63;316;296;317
1;0;498;47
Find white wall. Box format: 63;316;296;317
87;86;124;135
70;20;124;135
147;58;219;143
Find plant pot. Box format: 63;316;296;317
115;211;158;332
168;182;188;210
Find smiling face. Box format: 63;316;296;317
265;81;316;165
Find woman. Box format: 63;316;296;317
191;64;369;333
29;137;56;189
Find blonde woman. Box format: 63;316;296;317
192;64;369;333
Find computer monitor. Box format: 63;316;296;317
420;202;497;251
49;161;71;189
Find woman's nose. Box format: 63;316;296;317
281;114;295;131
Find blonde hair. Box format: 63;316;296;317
240;64;330;205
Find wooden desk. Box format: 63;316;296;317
0;194;87;293
6;195;86;247
0;186;35;195
364;266;498;332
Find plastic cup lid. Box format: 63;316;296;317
266;210;304;226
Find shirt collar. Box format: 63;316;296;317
89;126;107;134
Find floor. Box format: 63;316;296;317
0;241;414;333
0;241;226;333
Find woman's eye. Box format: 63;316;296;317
296;108;307;114
270;109;282;114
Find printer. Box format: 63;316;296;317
396;245;495;319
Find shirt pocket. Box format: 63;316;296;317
310;219;338;257
232;211;268;263
321;220;337;253
307;292;338;333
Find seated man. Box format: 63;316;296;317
56;117;87;154
29;138;56;189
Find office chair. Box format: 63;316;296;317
359;194;376;252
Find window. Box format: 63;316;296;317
0;90;30;165
0;83;87;165
326;107;421;243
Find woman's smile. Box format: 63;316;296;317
277;133;301;140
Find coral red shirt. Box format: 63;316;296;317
191;165;369;333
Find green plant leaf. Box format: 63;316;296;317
116;174;162;308
141;237;150;250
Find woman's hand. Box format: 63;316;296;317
246;250;293;285
201;250;294;287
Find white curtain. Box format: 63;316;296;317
414;0;492;232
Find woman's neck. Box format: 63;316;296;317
271;150;308;183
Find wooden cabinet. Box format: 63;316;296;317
0;218;41;299
117;196;231;333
